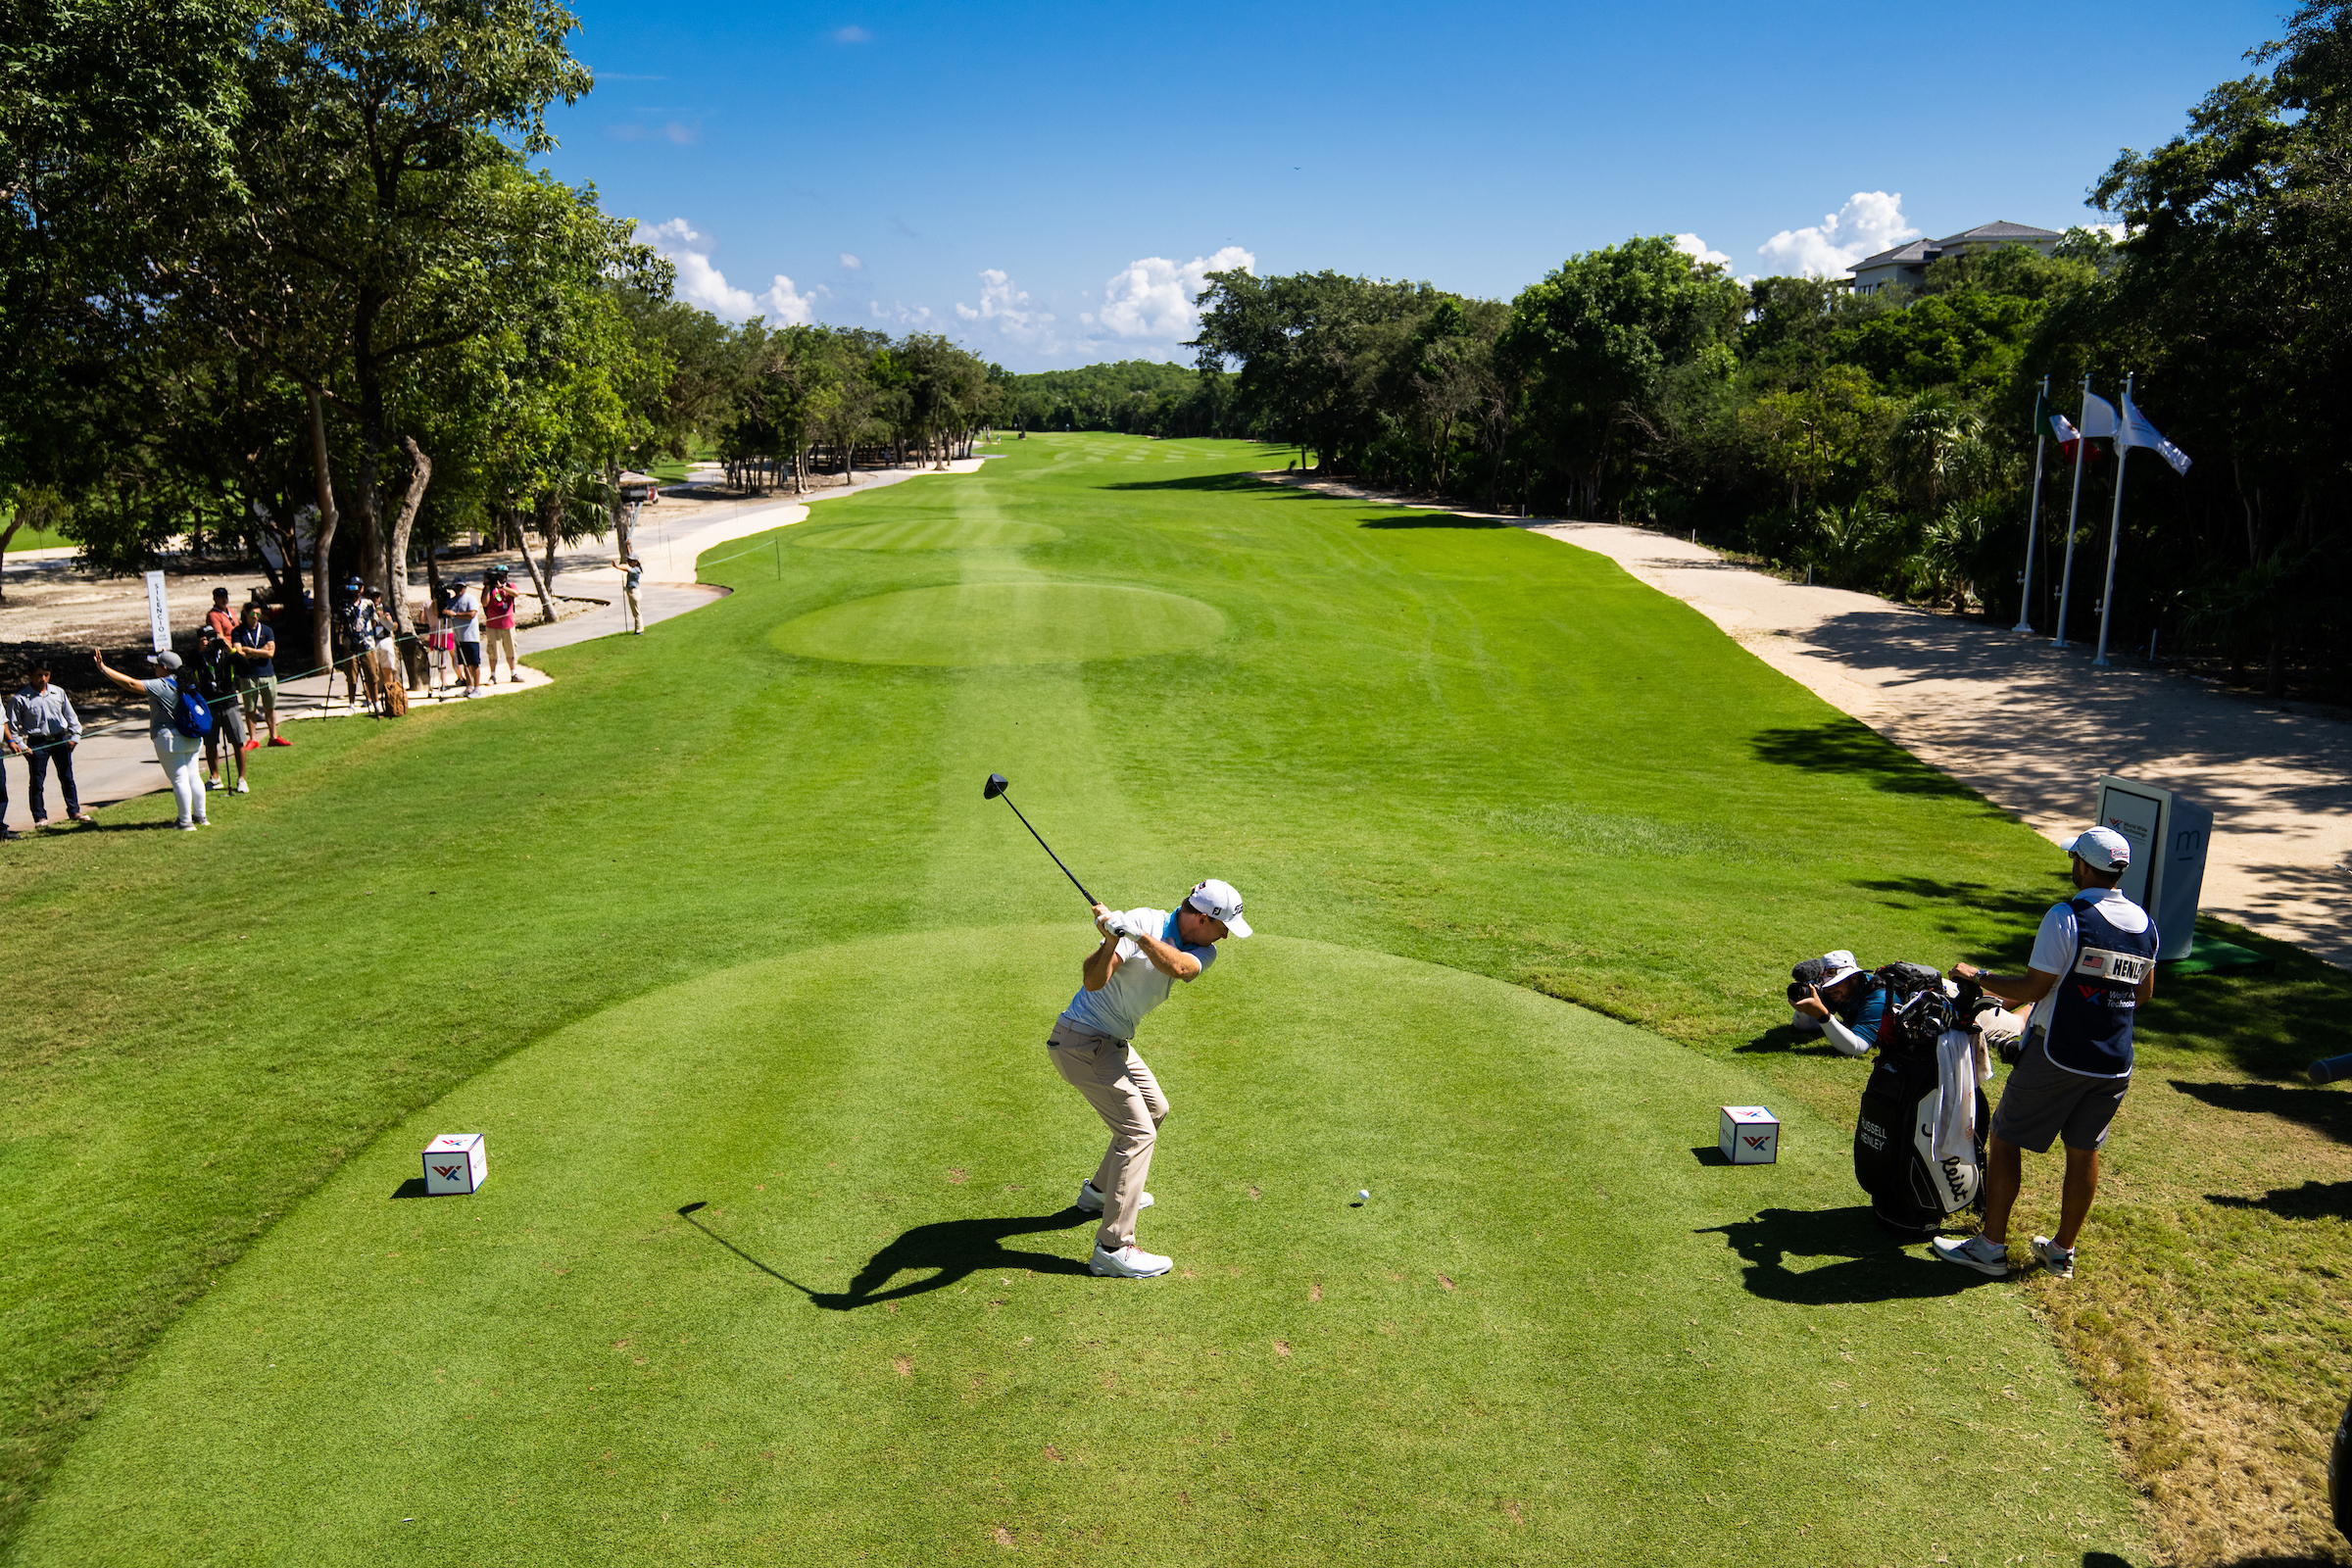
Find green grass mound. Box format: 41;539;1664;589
17;929;2129;1565
768;581;1228;666
791;514;1064;551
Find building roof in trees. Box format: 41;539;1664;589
1850;220;2065;272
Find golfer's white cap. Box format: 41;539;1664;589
2065;826;2132;872
1186;879;1251;939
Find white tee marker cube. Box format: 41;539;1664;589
421;1133;488;1195
1718;1106;1780;1164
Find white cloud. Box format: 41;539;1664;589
953;269;1055;344
1672;233;1731;269
839;252;863;270
1098;245;1254;339
832;24;869;42
636;218;814;324
760;275;817;325
1757;192;1920;278
2090;221;2127;243
637;218;757;318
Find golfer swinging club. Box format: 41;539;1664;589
1049;879;1250;1279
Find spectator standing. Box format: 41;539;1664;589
206;587;238;646
482;564;522;682
613;552;644;634
192;626;249;793
91;648;207;829
367;593;408;715
446;574;484;696
231;604;288;747
334;577;379;712
9;662;93;827
0;704;18;840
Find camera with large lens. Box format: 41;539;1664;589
1788;956;1834;1007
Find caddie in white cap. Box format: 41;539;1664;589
1936;825;2156;1282
1046;878;1251;1279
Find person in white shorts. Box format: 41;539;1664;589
1047;879;1250;1279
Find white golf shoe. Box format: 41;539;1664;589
1089;1243;1172;1279
1075;1180;1152;1213
1931;1234;2010;1278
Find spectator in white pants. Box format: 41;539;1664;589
92;648;207;829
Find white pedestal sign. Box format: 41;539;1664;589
2091;776;2213;960
144;571;170;652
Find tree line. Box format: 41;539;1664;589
9;2;2346;696
0;0;1009;667
1186;3;2352;699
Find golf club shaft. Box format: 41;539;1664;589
1000;797;1097;907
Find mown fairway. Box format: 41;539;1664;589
6;436;2162;1563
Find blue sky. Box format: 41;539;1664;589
543;0;2285;371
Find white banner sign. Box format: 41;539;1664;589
144;570;170;652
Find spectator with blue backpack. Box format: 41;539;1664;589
1934;827;2159;1281
90;647;212;830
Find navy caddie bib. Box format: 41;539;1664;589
2046;895;2158;1076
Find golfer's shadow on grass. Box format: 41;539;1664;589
675;1201;1096;1310
1698;1207;1977;1304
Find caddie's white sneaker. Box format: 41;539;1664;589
1089;1244;1172;1279
2031;1236;2076;1279
1931;1235;2010;1278
233;780;249;794
1075;1180;1152;1213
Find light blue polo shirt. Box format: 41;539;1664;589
1058;907;1217;1042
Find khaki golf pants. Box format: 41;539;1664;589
1048;1019;1167;1250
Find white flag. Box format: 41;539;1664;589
2079;392;2119;440
2116;392;2192;475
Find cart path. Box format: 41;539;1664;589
1273;473;2352;968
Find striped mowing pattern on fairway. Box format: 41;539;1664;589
768;581;1228;666
792;515;1063;552
1;433;2159;1567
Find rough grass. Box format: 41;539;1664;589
1;433;2344;1563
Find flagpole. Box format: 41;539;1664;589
2092;372;2135;668
2053;374;2092;649
2016;374;2049;633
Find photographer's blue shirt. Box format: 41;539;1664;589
1842;983;1888;1050
1058;907;1216;1042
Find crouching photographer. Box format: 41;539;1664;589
1786;951;1855;1035
1789;955;1886;1057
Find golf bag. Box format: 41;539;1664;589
1853;974;1989;1239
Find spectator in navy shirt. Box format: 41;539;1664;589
1792;956;1887;1057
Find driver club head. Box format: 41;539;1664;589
983;772;1009;800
